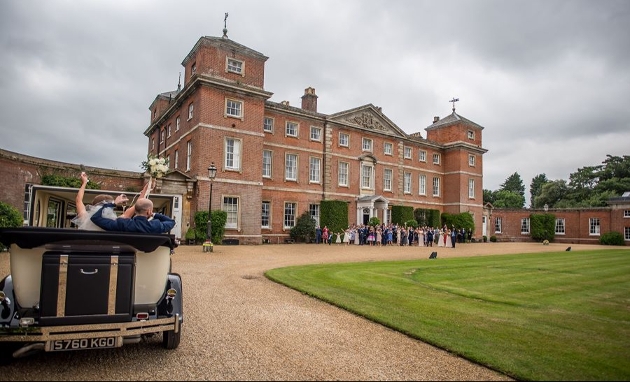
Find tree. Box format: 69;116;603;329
533;180;568;208
483;189;496;205
500;172;525;198
492;190;525;208
529;174;549;208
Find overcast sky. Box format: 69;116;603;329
1;0;628;205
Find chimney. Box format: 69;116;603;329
433;116;440;123
301;87;318;112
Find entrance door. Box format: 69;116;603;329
362;208;370;225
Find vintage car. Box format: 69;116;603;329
0;227;183;361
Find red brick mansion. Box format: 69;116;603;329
143;34;486;244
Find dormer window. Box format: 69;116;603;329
227;57;244;75
468;130;475;140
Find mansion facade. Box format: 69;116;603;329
145;34;487;244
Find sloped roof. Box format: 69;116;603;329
182;36;268;66
426;110;484;131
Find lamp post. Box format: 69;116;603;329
206;162;217;252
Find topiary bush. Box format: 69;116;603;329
490;235;497;242
599;231;624;246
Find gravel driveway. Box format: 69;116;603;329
0;241;608;380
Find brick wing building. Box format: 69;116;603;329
144;34;487;244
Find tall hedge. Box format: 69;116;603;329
441;212;475;233
391;205;414;225
414;208;441;227
320;200;348;234
530;213;555;242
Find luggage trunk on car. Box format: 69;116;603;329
39;251;135;326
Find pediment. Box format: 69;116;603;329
329;104;407;138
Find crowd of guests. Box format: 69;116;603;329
315;224;472;248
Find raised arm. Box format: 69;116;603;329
75;172;89;218
121;179;153;219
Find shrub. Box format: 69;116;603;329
194;210;227;244
483;235;488;242
404;219;417;228
0;201;23;251
531;213;555;242
599;231;624;246
290;212;316;243
490;235;497;242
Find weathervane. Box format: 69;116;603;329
449;97;459;111
222;12;229;38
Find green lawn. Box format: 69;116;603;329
265;250;630;381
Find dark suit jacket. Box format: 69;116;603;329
91;203;176;233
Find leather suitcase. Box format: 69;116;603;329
40;251;135;325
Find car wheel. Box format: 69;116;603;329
162;329;180;349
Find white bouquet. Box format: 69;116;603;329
141;154;169;178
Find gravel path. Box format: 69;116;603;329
0;241;609;380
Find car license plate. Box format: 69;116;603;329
47;337;122;352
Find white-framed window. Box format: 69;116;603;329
495;217;502;233
404;172;412;194
285;153;298;181
361;164;373;189
468;179;475;199
362;138;373;152
174;150;179;169
262;150;272;178
589;218;601;235
419;150;426;162
223;196;239;229
176;116;180;131
338;161;349;187
225;138;242;171
624;210;630;218
225;98;243;118
432;153;440;165
160;130;165;143
167;154;171;169
432;177;440;197
555;218;566;234
468;130;475;140
226;57;244;75
186;141;192;171
469;154;476;167
261;201;270;228
151;137;155;150
339;132;349;147
286;121;298;137
419;174;427;195
284;202;296;228
384;142;393;155
188;103;194;120
383;168;392;191
310;126;322;141
404;147;412;159
309;157;321;183
521;218;530;234
309;204;320;227
625;227;630;241
191;62;196;76
167;124;172;137
263;117;274;133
